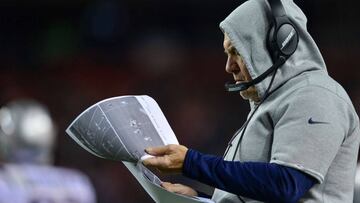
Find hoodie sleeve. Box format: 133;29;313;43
270;85;353;183
183;149;316;202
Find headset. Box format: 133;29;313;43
224;0;299;92
223;1;299;202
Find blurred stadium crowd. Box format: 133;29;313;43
0;0;359;202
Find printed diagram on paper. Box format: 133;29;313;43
66;95;214;203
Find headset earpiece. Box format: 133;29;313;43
267;23;277;62
267;0;299;61
225;0;299;93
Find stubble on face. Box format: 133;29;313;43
223;34;260;102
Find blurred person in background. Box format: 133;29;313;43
0;99;96;203
143;0;360;202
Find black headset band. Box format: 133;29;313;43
225;0;299;93
224;56;286;92
268;0;286;18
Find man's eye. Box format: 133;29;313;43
229;49;239;56
224;48;239;56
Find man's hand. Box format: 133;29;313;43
161;182;198;197
142;144;188;173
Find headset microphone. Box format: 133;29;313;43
223;1;298;203
224;0;299;93
224;56;286;92
225;81;253;92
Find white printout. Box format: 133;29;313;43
123;161;214;203
66;95;178;162
66;95;213;203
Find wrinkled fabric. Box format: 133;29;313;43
214;0;360;202
183;149;316;202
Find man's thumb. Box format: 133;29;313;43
145;145;168;155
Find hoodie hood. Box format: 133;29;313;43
220;0;327;99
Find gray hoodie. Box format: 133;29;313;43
214;0;360;202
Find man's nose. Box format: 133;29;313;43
225;56;239;74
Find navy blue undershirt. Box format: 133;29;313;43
183;149;316;203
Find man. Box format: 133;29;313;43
144;0;360;202
0;99;96;203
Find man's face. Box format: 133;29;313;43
223;34;259;102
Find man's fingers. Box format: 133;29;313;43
161;182;197;196
142;157;159;167
161;182;172;189
142;156;169;169
145;145;169;156
143;144;185;174
161;182;180;193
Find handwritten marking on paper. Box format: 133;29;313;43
144;137;152;141
130;119;138;127
95;116;105;130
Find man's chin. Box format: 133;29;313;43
240;90;260;102
239;91;250;100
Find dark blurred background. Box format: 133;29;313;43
0;0;359;202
